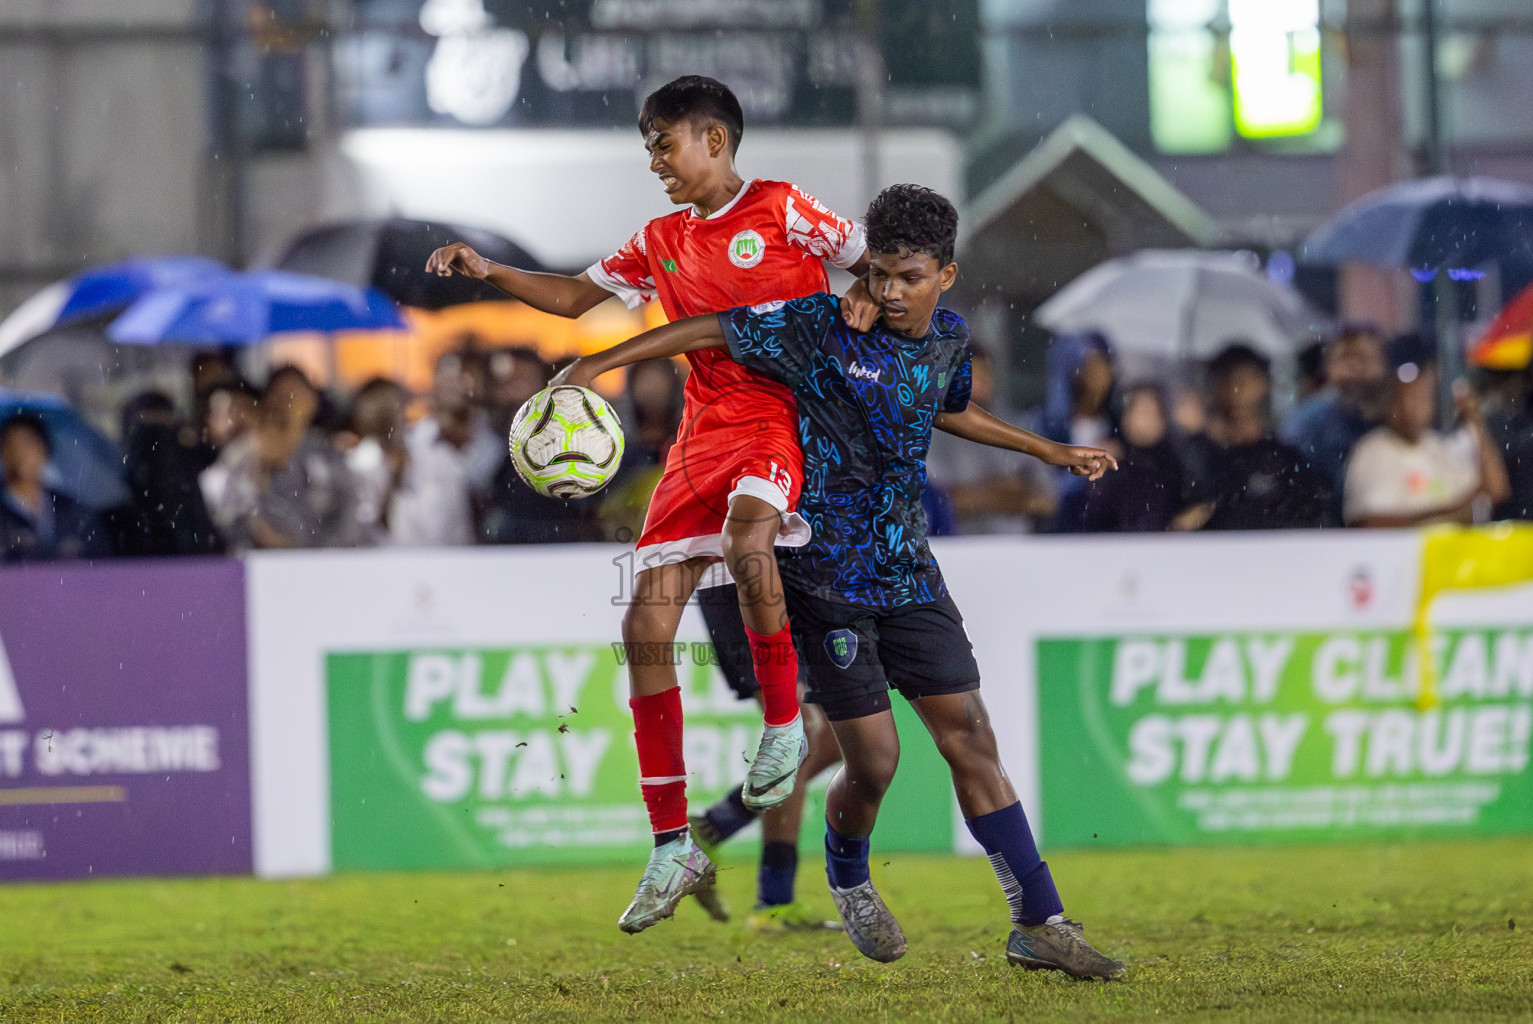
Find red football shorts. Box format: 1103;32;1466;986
635;426;810;576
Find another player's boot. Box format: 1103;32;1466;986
745;902;842;933
1006;916;1126;980
618;833;716;934
743;714;808;811
686;815;731;923
829;880;906;962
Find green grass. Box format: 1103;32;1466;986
2;837;1532;1023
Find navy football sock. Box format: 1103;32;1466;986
965;802;1063;926
699;785;756;845
824;822;870;890
758;841;798;907
654;826;688;848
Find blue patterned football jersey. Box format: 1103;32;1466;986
719;292;972;609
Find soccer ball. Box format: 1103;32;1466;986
508;385;626;498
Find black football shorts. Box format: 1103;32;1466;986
786;584;980;721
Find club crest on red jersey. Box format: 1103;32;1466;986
727;230;766;269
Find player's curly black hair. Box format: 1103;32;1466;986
639;76;744;154
865;184;958;267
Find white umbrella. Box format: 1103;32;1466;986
1033;249;1324;361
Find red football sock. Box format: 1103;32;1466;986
745;622;801;728
630;687;687;835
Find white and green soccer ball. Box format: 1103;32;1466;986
508;385;626;498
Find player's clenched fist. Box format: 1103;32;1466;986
425;242;491;279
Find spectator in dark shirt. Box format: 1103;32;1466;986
0;412;110;562
1033;332;1117;532
1081;383;1188;532
1475;367;1533;521
1295;339;1327;402
1180;344;1330;530
481;348;602;544
112;391;223;556
1278;323;1388;506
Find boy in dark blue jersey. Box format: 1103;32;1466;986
557;185;1126;979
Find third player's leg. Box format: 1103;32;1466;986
908;690;1017;819
823;711;901;838
760;702;840;841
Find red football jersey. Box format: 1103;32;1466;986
586;179;865;458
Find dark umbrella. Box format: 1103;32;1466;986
273;218;547;310
1302;176;1533;427
1300;176;1533;274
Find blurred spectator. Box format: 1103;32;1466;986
419;349;502;492
1486;368;1533;520
927;349;1055;533
1178;344;1329;530
485;346;551;436
1279;324;1388;507
601;358;686;543
1343;334;1511;527
921;481;959;536
481;350;600;544
394;396;480;548
112;391;222;556
1475;369;1533;520
344;377;409;545
1080;383;1188;532
195;378;260;511
0;412;110;562
1295;340;1327;402
1033;332;1117;531
204;379;259;454
203;365;361;551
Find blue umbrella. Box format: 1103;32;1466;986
0;388;129;510
0;255;232;360
1301;176;1533;274
107;269;405;345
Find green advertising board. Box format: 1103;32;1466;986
327;644;952;870
1038;629;1533;848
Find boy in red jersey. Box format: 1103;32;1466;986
427;76;871;932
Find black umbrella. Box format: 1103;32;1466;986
1300;176;1533;274
274;218;547;310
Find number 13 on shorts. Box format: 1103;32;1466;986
768;460;793;498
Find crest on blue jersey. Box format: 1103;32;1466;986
825;629;858;670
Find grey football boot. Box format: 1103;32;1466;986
1006;916;1126;980
830;879;907;963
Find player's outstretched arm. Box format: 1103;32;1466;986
553;314;727;389
425;243;612;318
936;403;1118;481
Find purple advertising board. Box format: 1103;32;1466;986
0;559;251;880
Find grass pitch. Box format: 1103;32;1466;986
2;837;1531;1023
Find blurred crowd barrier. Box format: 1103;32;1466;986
1;528;1530;883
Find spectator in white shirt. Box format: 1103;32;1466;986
1344;333;1511;528
343;377;408;545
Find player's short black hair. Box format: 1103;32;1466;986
639;76;744;154
1206;343;1271;384
865;184;959;267
0;411;51;454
